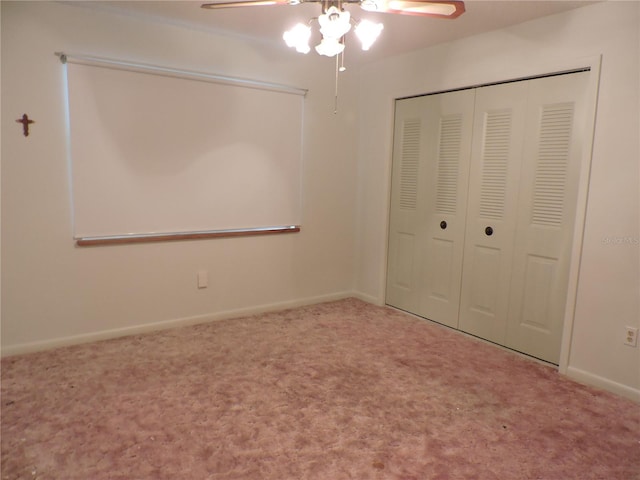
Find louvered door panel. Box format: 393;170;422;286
417;90;474;328
506;72;590;363
386;100;425;312
458;82;528;344
386;90;474;327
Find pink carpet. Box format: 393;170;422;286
2;298;639;479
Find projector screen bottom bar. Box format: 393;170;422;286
75;226;301;247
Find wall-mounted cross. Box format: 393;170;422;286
16;113;35;137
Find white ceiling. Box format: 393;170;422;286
71;1;598;62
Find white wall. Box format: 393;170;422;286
1;1;359;352
354;1;640;401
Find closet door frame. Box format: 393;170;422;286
382;55;602;375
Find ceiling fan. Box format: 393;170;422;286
200;1;465;112
201;1;466;20
201;1;465;57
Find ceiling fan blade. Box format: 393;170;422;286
361;0;465;18
201;0;294;9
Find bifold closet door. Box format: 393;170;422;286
457;81;529;344
505;71;590;364
387;71;590;364
386;90;474;328
458;71;589;363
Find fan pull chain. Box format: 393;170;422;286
334;53;339;114
334;39;346;114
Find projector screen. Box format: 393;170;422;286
63;56;305;242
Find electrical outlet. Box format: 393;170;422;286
197;270;208;289
624;327;638;347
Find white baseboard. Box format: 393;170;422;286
351;291;384;306
566;366;640;403
0;291;356;357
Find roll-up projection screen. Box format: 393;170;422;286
62;55;305;242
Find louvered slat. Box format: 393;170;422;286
435;115;463;214
399;119;421;210
531;103;575;226
479;110;512;219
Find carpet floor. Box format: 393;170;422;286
1;298;639;479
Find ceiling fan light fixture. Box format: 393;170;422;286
315;37;345;57
202;0;465;113
283;23;312;53
355;19;383;50
318;6;352;39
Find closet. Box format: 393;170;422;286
386;71;591;364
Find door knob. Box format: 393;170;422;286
485;226;494;236
440;221;447;230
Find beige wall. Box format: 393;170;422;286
354;1;640;400
1;1;358;352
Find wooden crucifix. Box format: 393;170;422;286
16;113;35;137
